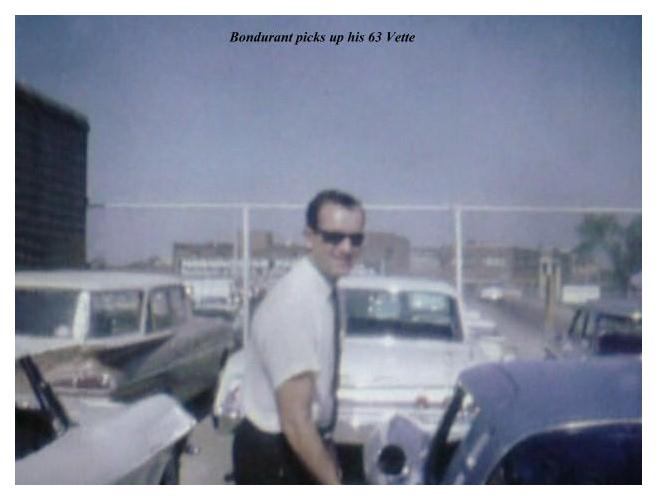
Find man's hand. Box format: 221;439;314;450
276;372;341;484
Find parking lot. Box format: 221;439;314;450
181;297;554;485
181;418;233;485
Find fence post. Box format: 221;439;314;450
242;205;250;344
454;205;463;303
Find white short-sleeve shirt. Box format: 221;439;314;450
242;256;337;433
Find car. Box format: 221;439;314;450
365;357;641;484
544;298;641;359
462;307;498;338
213;275;514;482
15;270;237;405
184;277;241;317
479;285;522;302
15;339;197;484
479;285;504;302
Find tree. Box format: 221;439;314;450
574;214;641;292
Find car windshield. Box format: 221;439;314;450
344;289;462;340
597;313;641;336
15;289;79;338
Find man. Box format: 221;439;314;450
232;189;366;484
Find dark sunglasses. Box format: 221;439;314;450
315;229;365;247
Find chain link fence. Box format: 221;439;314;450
87;202;641;339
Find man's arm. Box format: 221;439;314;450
276;372;341;484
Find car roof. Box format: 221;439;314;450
338;275;457;296
15;336;83;360
15;270;182;291
459;357;641;441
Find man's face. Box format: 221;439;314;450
306;202;365;281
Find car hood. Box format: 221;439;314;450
340;336;484;389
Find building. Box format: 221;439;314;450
361;232;411;275
431;243;565;295
16;83;90;269
173;241;235;276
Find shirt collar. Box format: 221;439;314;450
303;255;336;300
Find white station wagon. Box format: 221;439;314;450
15;270;236;403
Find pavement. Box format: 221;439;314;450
181;417;233;484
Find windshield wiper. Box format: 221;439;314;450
20;357;71;433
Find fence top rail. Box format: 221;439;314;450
89;201;641;215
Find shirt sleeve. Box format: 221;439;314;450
254;294;321;390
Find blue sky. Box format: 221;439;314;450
14;16;642;263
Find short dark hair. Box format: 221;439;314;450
306;189;363;231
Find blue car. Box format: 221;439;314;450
428;357;641;484
545;299;641;358
367;357;641;484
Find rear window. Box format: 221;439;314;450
344;289;462;340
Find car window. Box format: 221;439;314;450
407;292;452;323
147;286;187;333
596;313;641;337
568;310;587;339
486;423;641;484
168;286;188;324
15;289;80;338
344;289;461;340
583;310;598;338
148;288;173;332
89;290;142;338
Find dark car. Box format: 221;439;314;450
545;299;641;358
424;357;641;484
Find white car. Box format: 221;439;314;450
479;285;504;301
16;339;196;484
184;277;241;316
213;275;514;482
15;270;236;403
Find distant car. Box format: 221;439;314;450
16;341;197;484
15;270;237;404
214;275;514;482
479;286;504;301
545;298;641;359
184;277;240;317
479;285;521;302
462;307;498;338
366;357;641;485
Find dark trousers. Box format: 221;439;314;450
232;418;318;484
